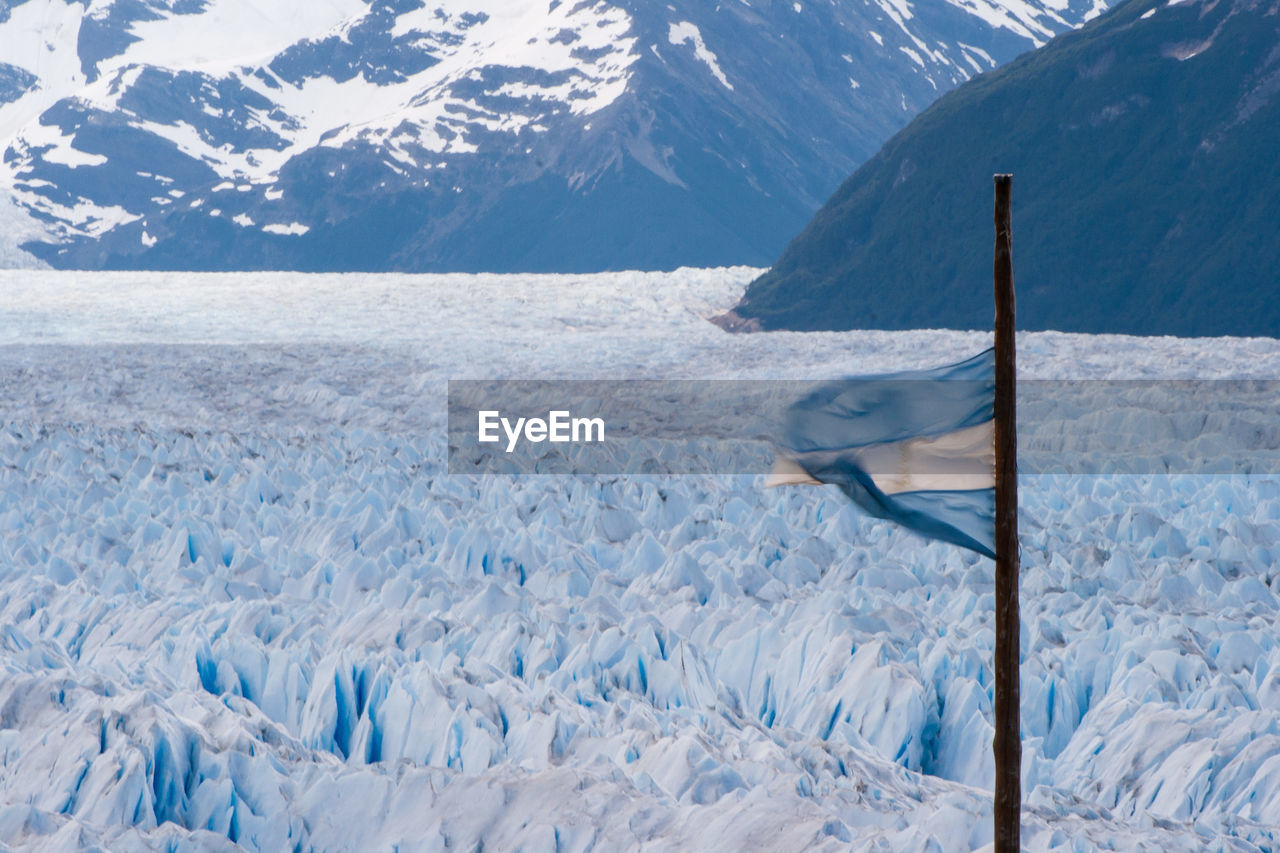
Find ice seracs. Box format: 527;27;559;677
1;269;1278;850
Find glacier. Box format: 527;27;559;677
1;268;1279;850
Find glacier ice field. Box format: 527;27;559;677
2;268;1280;851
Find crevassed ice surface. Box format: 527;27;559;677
1;268;1279;851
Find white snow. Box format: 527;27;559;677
12;121;107;168
900;46;927;68
958;41;998;71
875;0;938;58
118;0;369;74
939;0;1058;45
0;0;88;141
1;269;1279;851
278;1;639;159
668;22;735;92
0;0;641;243
6;189;139;240
262;222;310;236
0;189;51;269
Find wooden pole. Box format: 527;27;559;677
992;174;1021;852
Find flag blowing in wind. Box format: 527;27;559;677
770;349;997;558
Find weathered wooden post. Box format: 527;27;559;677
992;173;1021;852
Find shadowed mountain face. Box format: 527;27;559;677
0;0;1108;272
736;0;1280;337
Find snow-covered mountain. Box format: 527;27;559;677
0;0;1109;272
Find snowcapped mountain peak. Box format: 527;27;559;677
1;0;1112;271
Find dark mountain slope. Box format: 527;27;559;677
736;0;1280;337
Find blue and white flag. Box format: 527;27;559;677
770;349;996;558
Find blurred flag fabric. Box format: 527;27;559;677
770;349;997;558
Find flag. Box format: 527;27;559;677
770;348;996;558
